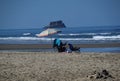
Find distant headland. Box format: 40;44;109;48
44;20;66;29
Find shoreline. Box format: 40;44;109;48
0;43;120;50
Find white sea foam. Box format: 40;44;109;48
93;35;120;40
60;38;93;41
0;37;50;40
99;33;111;35
58;33;94;36
0;37;92;41
23;33;31;36
0;35;120;41
58;32;112;36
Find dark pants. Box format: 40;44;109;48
57;46;66;52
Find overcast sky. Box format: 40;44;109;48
0;0;120;29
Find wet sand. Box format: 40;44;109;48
0;43;120;50
0;52;120;81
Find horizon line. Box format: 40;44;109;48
0;25;120;30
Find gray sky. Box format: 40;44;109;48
0;0;120;29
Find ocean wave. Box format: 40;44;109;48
0;37;91;41
93;35;120;40
0;36;120;41
58;33;80;36
0;37;50;41
58;32;113;36
23;33;31;36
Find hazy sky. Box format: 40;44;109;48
0;0;120;29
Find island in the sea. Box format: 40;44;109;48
44;20;66;29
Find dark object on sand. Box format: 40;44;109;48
53;39;66;52
101;69;113;79
44;20;66;29
68;43;80;52
88;69;113;79
95;69;113;79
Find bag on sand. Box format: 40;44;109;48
66;48;72;53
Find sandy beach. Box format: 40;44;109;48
0;52;120;81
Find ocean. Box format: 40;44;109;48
0;26;120;44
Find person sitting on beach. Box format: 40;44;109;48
68;43;80;52
53;38;66;52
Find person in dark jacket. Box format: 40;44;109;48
68;43;80;52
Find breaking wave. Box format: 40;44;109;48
0;35;120;41
58;32;112;36
23;33;31;36
0;37;51;41
93;35;120;40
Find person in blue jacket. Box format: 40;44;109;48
53;38;66;52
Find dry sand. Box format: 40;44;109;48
0;52;120;81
